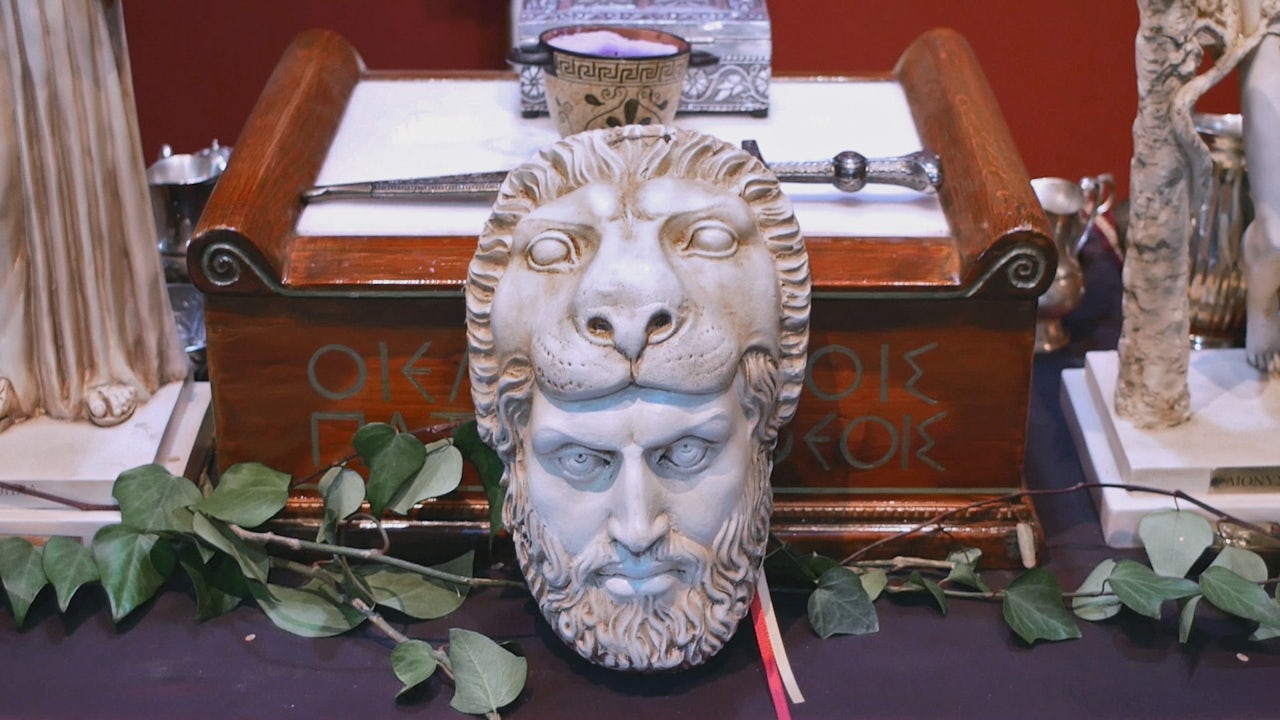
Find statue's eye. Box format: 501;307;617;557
682;221;737;257
656;436;713;473
553;446;612;484
527;230;577;270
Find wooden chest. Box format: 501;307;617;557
190;28;1053;566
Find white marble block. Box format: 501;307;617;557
1062;350;1280;546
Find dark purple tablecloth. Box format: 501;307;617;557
2;237;1274;719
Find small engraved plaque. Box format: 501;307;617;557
1210;466;1280;492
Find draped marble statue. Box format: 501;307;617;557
0;0;187;432
467;125;810;670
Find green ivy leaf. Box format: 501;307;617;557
195;463;291;528
1107;560;1200;619
177;545;247;621
92;525;175;622
388;443;464;515
1207;547;1268;583
1071;559;1121;621
907;571;948;615
807;566;879;638
1194;542;1272;640
365;433;428;518
448;628;527;715
1178;595;1203;643
316;467;366;543
1250;624;1279;641
1257;584;1280;640
1137;511;1212;578
391;639;440;698
762;543;819;586
360;551;472;619
113;464;203;533
1199;566;1280;631
802;552;845;580
191;512;269;584
452;420;506;540
353;422;398;464
1001;568;1081;644
857;568;888;601
41;536;100;612
0;537;47;626
944;548;990;593
251;581;365;638
1254;584;1280;641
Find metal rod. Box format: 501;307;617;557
300;146;941;204
300;171;509;202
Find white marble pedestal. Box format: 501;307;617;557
1061;350;1280;547
0;380;212;542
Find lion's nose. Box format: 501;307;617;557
583;302;680;360
573;228;687;360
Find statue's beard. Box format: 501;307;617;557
505;452;773;672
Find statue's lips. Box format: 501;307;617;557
595;560;684;598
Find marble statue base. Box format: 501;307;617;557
0;380;212;542
1061;350;1280;547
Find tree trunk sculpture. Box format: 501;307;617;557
1118;0;1273;428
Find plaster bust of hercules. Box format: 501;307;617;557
466;124;810;671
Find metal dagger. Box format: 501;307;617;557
300;145;941;203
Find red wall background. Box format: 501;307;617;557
122;1;1242;199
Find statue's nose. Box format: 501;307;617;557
582;302;680;360
574;230;686;360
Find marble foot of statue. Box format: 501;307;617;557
85;383;137;427
0;377;13;433
1243;281;1280;376
1243;221;1280;377
1245;321;1280;376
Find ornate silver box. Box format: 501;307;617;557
510;0;772;116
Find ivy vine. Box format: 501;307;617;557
767;508;1280;646
1;420;1278;718
0;421;526;720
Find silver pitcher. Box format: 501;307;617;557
1188;113;1251;349
1031;174;1114;353
147;140;230;282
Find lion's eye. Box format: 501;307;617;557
527;231;577;270
682;221;737;257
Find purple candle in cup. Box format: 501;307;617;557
545;29;679;58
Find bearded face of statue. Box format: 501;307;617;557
506;383;773;671
466;125;809;672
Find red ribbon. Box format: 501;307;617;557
751;593;792;720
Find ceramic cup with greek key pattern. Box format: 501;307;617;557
509;26;710;137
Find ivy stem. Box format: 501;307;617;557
0;480;117;511
853;557;955;571
267;559;459;681
880;581;1120;602
349;598;457;682
229;524;525;590
884;586;1003;600
840;481;1278;565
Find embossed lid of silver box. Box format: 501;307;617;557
511;0;772;115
